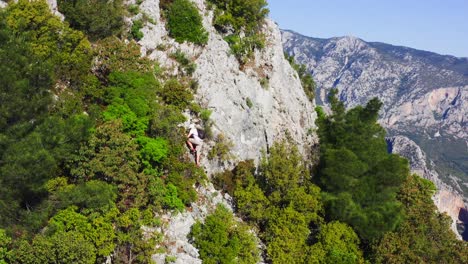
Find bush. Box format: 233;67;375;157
13;231;97;264
131;19;144;41
170;50;197;76
166;0;208;45
208;0;269;63
128;4;139;15
246;97;253;108
163;184;185;211
93;37;153;79
136;136;169;173
159;79;194;110
208;134;234;161
57;0;125;40
0;229;11;263
189;205;259;264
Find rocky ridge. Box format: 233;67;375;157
282;29;467;208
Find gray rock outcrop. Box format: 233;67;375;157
140;2;317;175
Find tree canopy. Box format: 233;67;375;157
316;90;408;242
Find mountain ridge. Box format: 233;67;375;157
282;29;468;61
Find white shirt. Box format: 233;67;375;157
189;127;201;140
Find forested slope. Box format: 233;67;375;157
0;1;466;263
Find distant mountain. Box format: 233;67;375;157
282;30;468;204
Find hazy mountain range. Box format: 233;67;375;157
282;30;468;203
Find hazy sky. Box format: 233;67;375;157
268;0;468;58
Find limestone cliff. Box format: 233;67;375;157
135;1;316;262
139;1;316;174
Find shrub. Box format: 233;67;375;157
102;101;148;136
57;0;125;40
159;79;194;110
208;0;269;63
246;97;253;108
163;184;185;211
0;229;11;263
128;4;139;15
136;136;169;173
93;37;153;78
13;231;97;264
260;77;269;89
208;134;234;161
5;0;93;84
200;109;212;123
166;0;208;45
131;19;144;41
170;50;197;76
189;205;259;264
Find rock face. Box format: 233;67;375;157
387;136;466;239
136;1;316;262
140;2;317;175
282;30;467;207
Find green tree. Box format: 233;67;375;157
189;205;259;264
215;141;328;263
374;174;468;263
71;120;148;209
12;231;97;264
166;0;208;44
49;179;118;215
6;0;92;84
159;78;194;110
0;229;11;264
308;221;364;264
265;206;310;263
57;0;124;40
316;91;408;242
93;37;153;81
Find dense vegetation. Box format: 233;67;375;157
189;205;259;264
159;0;208;45
211;90;466;263
374;174;468;263
57;0;125;40
0;1;205;262
1;1;466;263
167;0;208;45
214;142;365;263
207;0;269;63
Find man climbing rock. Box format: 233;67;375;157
187;123;203;166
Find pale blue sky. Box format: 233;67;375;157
268;0;468;58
